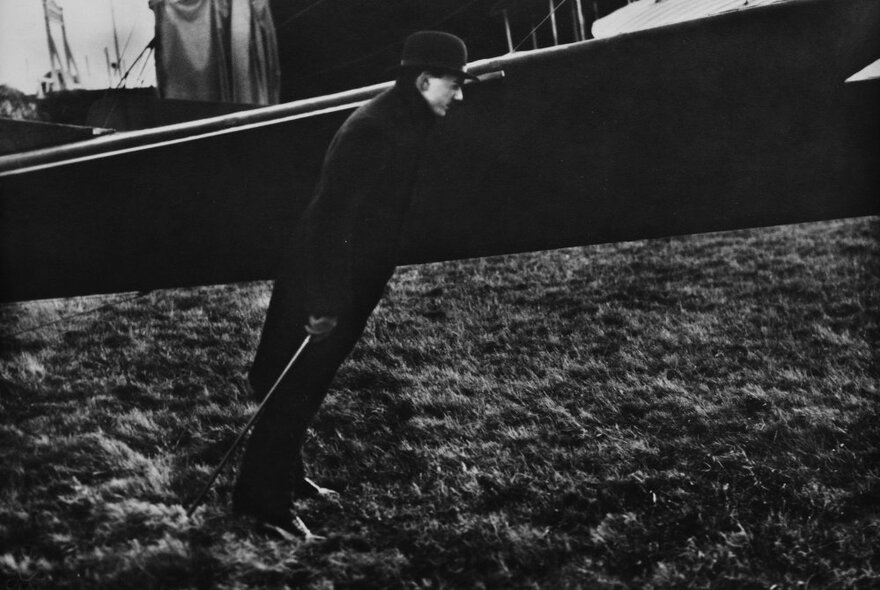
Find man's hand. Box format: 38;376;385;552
306;315;338;341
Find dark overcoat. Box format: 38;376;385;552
248;81;437;394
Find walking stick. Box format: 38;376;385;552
185;334;312;517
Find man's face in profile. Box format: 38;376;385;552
420;74;464;117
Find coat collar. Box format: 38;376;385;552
390;81;438;126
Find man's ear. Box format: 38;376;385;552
415;71;431;92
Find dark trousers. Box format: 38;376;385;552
233;275;386;514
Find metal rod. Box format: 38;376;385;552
185;334;312;517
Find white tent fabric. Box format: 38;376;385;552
150;0;280;105
591;0;788;38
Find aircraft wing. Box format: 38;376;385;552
1;0;877;302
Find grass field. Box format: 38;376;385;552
1;217;877;589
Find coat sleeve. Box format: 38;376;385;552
302;119;391;317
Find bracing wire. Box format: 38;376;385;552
510;0;571;53
119;23;138;71
115;39;154;90
297;0;484;82
135;45;155;87
276;0;332;31
99;38;154;128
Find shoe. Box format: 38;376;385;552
294;477;340;499
259;513;320;541
233;497;319;540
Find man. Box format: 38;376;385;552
232;31;476;534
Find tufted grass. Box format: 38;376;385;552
1;217;877;589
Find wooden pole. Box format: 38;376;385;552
549;0;559;46
503;9;514;53
575;0;587;40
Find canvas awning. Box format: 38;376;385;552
150;0;280;105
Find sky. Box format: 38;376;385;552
0;0;156;94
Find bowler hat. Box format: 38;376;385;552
396;31;478;80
